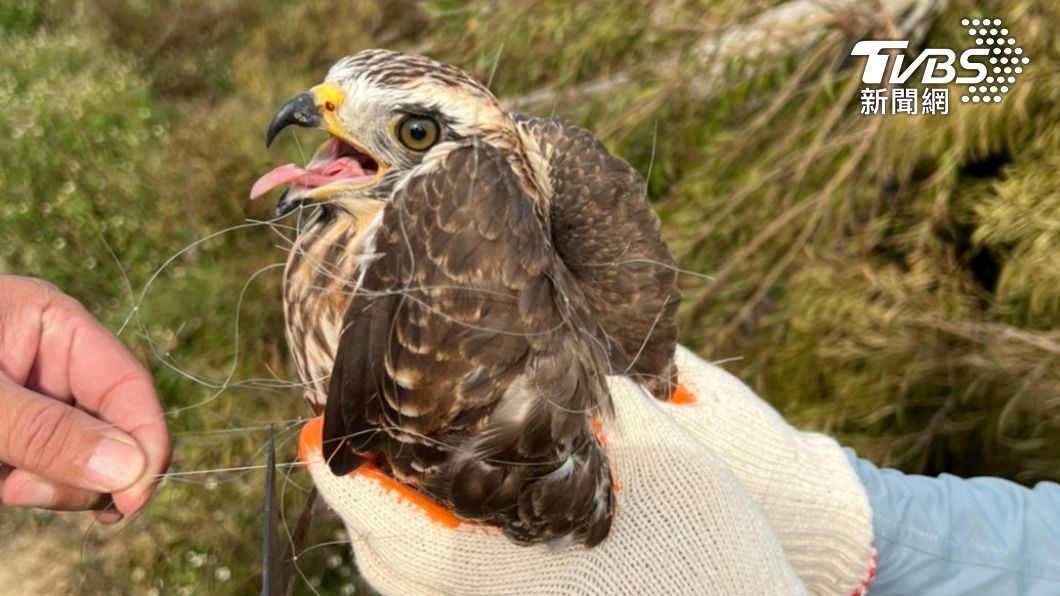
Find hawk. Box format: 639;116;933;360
251;49;680;546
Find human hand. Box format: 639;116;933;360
0;276;171;522
300;372;808;595
661;346;876;595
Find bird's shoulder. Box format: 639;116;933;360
377;139;553;285
324;138;568;456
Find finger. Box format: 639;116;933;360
46;290;171;517
1;280;172;516
95;509;124;524
89;493;124;524
0;468;107;511
0;277;63;387
0;377;146;494
85;493;125;524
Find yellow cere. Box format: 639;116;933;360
309;82;346;128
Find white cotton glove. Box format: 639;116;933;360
300;375;808;596
662;347;876;595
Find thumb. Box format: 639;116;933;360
0;376;147;494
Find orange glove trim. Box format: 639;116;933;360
299;416;463;529
670;383;696;405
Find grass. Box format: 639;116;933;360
1;0;1058;593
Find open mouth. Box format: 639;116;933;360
250;137;382;212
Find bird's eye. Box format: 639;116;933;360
397;115;440;151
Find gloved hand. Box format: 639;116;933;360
664;347;875;595
299;347;875;595
300;374;806;595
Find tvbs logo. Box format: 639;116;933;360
852;18;1029;115
852;40;988;85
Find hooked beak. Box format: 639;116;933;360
265;92;323;148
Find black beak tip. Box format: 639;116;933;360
264;92;321;149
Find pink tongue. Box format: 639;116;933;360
249;158;369;200
250;164;305;200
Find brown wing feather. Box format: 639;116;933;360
324;141;613;545
517;115;681;398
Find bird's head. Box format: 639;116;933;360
251;49;519;216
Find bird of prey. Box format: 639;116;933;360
251;49;680;546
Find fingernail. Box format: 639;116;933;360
84;436;145;492
10;477;55;508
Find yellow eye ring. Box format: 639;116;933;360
397;115;440;151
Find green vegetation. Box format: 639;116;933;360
1;0;1057;593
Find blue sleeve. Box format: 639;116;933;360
845;449;1060;595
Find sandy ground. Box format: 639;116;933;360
0;520;77;595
